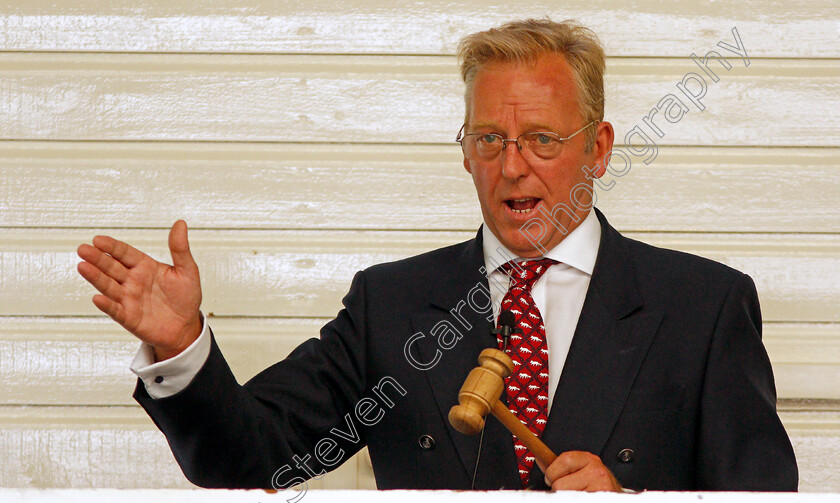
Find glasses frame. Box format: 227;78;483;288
455;119;600;161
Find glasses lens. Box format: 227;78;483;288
464;134;503;160
521;133;563;160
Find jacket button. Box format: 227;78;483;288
418;434;435;450
617;448;634;463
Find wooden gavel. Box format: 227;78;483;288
448;348;557;468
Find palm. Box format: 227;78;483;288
123;257;201;346
77;220;203;359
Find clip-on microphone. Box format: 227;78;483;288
491;310;521;352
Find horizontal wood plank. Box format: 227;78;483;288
0;1;837;58
2;229;839;321
0;405;367;489
1;142;838;233
1;54;837;146
1;229;838;322
778;408;840;492
0;317;324;406
766;324;840;400
0;317;836;405
0;405;835;490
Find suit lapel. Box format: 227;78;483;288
411;228;520;489
528;209;664;489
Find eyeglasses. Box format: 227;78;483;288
456;120;599;162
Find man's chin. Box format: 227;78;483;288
497;230;547;258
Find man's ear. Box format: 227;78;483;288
590;120;615;178
463;156;472;174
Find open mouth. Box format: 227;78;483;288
505;198;541;214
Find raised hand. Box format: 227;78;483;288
77;220;203;361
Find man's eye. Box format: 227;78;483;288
480;134;499;144
536;134;554;145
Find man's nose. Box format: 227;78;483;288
500;139;529;180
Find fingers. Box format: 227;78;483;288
77;243;129;284
77;260;124;303
91;234;147;268
91;294;126;325
545;450;588;481
549;464;612;491
168;220;199;276
544;451;621;492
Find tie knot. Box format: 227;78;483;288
499;258;557;291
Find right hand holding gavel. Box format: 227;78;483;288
76;219;203;361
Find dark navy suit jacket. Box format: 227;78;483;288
135;208;798;491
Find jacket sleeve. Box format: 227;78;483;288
695;273;798;490
134;270;371;489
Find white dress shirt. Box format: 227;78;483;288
132;210;601;402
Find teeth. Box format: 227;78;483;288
509;197;536;214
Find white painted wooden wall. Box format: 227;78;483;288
1;0;838;492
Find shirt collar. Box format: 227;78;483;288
481;209;601;275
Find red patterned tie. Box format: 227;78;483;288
496;258;557;487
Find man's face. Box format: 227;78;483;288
463;53;613;257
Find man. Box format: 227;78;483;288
76;19;797;492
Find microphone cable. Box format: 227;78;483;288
471;311;519;489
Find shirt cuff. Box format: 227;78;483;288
129;312;212;399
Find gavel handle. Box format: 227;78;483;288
491;400;557;468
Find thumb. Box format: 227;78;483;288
169;220;198;275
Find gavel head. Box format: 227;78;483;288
448;348;514;435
